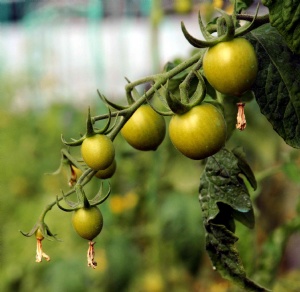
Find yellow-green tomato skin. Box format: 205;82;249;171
81;134;115;171
203;38;258;96
121;105;166;151
169;104;226;160
95;159;117;179
72;207;103;241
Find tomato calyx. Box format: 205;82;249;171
20;222;61;263
20;221;60;241
97;77;142;110
97;89;128;111
61;105;114;146
163;71;206;115
56;183;111;212
182;10;235;48
181;4;260;49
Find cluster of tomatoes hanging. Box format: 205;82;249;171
26;6;259;268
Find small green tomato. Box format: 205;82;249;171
72;206;103;241
81;134;115;171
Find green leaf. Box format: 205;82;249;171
199;149;270;291
199;148;255;227
206;223;270;291
232;147;257;190
230;0;254;12
245;24;300;148
262;0;300;54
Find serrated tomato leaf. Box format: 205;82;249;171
206;223;270;291
232;147;257;190
245;24;300;148
199;148;255;227
262;0;300;54
199;149;270;291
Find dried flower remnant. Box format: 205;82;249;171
87;241;97;268
35;229;50;262
236;102;246;131
69;164;78;187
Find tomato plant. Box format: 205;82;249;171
72;206;103;241
20;1;300;291
81;134;115;170
203;38;258;97
169;103;227;160
121;104;166;151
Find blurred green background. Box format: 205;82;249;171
1;1;300;292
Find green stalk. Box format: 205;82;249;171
107;51;203;141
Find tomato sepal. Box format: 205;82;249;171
97;89;128;111
56;182;111;213
20;221;61;242
181;9;235;48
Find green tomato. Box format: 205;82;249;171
121;105;166;151
95;159;117;179
81;134;115;171
72;206;103;241
203;38;258;96
169;103;226;160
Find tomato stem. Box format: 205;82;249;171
105;50;204;141
179;54;204;104
236;13;269;26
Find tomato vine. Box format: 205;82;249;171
20;0;300;291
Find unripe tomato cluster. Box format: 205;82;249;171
23;3;263;272
71;37;258;244
123;103;226;160
73;102;226;243
80;103;227;183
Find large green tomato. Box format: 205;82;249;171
203;38;258;96
81;134;115;171
169;103;226;160
72;206;103;241
121;105;166;151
